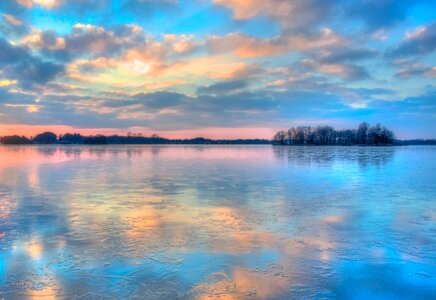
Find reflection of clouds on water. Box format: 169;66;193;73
191;266;291;299
0;145;435;298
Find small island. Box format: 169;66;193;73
272;122;395;145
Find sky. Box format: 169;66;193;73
0;0;435;139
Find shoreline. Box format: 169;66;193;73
1;143;435;146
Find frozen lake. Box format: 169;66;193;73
0;145;435;299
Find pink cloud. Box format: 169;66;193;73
208;29;343;58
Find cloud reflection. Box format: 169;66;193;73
0;145;435;298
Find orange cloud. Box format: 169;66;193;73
163;34;200;54
192;266;291;299
66;48;257;91
16;0;33;8
143;79;187;90
214;0;292;20
34;0;58;8
161;55;258;80
17;0;59;9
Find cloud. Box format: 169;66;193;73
0;37;64;87
23;24;145;61
67;24;130;57
394;62;436;78
0;13;29;37
301;59;370;81
100;89;277;119
63;41;167;85
214;0;435;37
316;47;378;64
0;80;18;87
34;87;344;130
67;53;260;87
163;34;200;54
3;14;22;26
265;67;394;107
2;76;433;139
123;91;188;110
214;0;290;20
0;86;37;105
208;28;343;57
291;45;377;81
15;0;59;9
197;79;248;95
213;0;341;31
390;22;436;57
366;90;436;131
23;29;65;51
13;0;30;9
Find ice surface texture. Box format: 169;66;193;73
0;145;435;299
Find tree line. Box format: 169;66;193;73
1;126;433;146
0;132;270;145
272;122;395;145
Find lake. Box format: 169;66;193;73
0;145;435;299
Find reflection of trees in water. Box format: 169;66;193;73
273;146;395;168
150;146;162;157
62;146;82;158
35;145;162;159
103;145;149;158
36;145;58;157
355;147;396;168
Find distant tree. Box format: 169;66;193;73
272;130;287;145
1;133;269;145
336;129;357;145
381;126;395;144
59;133;84;144
33;132;57;144
313;126;336;145
291;127;306;144
0;135;32;144
357;122;369;145
83;135;108;144
399;139;436;145
367;124;395;145
306;127;315;144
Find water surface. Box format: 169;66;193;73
0;145;435;299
